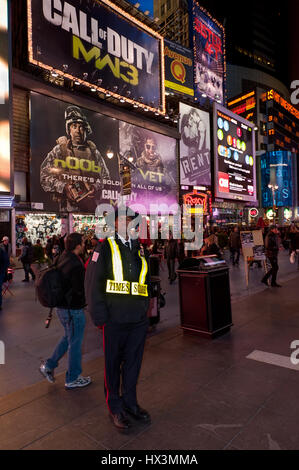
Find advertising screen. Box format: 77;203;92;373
261;151;294;208
28;0;164;112
30;92;178;213
164;39;194;98
192;3;225;104
119;122;177;212
0;0;11;193
213;103;256;202
179;102;211;187
30;92;120;213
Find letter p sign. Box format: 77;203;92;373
0;341;4;365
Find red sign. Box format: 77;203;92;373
183;190;208;214
218;172;229;193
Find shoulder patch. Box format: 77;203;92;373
92;251;99;263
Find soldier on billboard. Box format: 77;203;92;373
136;136;164;174
40;106;110;212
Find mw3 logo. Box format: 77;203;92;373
290;81;299;105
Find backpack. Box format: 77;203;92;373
35;264;65;309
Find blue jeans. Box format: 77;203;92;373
46;308;86;383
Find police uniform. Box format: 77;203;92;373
85;233;150;424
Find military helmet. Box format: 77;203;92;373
65;106;92;136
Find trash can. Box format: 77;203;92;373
147;275;161;327
149;255;160;277
177;256;233;339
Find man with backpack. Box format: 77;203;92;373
39;233;92;390
19;238;35;282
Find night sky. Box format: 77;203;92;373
126;0;154;17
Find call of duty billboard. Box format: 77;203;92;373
30;92;177;213
27;0;165;112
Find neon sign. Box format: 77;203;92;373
183;190;208;214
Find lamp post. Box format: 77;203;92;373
268;184;279;224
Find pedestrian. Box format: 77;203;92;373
45;238;53;263
0;236;12;261
200;235;222;257
0;242;9;311
85;208;151;430
229;227;241;266
164;232;178;284
19;238;35;282
33;239;44;264
39;232;92;389
261;225;282;288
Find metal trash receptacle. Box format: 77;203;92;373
177;256;233;339
147;276;161;326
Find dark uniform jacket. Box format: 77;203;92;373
57;251;86;310
85;236;150;326
265;232;279;258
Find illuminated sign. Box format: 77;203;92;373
249;208;258;218
213;103;257;203
266;209;274;220
284;208;292;220
164;39;194;97
261;151;294;208
192;3;226;104
27;0;165;114
183;190;208;214
227;91;256;123
179;102;211;187
265;89;299;120
0;0;11;193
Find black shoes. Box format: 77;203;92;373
261;279;269;286
124;405;151;422
271;283;282;288
109;412;131;430
22;279;29;282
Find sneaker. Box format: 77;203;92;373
39;362;55;383
65;375;92;390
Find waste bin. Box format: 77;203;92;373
177;256;233;339
147;275;161;326
149;255;160;277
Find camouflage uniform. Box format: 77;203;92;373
40;106;110;212
136;152;164;174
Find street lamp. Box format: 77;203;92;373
268;184;279;223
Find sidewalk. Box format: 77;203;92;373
1;274;299;450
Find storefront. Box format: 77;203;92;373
15;212;68;248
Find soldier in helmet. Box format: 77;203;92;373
136;136;164;174
40;105;110;212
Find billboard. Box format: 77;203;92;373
30;92;178;213
119;122;177;212
261;151;295;208
30;92;120;213
27;0;165;113
191;3;225;104
164;39;194;97
213;103;257;203
0;0;11;193
179;102;211;187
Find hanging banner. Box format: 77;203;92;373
0;0;11;193
179;102;211;187
164;39;194;97
191;2;225;104
30;92;120;213
27;0;165;113
118;122;177;213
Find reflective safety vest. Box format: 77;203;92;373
106;238;148;297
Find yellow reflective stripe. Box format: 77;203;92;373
131;282;148;297
138;250;148;285
106;280;130;295
108;238;123;282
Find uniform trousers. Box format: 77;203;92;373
103;319;148;415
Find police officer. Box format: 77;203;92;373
85;207;151;430
40;105;110;212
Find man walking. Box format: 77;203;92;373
164;233;178;284
229;227;241;266
85;208;151;430
19;238;35;282
39;233;92;389
261;225;281;288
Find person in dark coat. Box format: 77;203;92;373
261;225;281;288
39;233;92;389
229;227;241;266
164;233;178;284
0;244;9;310
85;209;151;430
19;238;35;282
